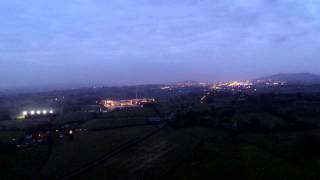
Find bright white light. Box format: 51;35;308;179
43;110;47;115
36;110;41;115
68;130;73;135
22;111;28;116
49;110;54;114
30;111;35;115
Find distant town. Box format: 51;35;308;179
17;78;288;120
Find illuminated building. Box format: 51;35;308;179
101;98;155;110
161;86;171;90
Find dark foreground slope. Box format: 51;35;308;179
1;86;320;180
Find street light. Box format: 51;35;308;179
22;111;28;116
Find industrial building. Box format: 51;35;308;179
101;98;155;110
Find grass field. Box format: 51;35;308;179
0;119;51;130
0;131;24;143
76;127;215;180
168;142;320;180
81;117;151;130
81;108;159;130
0;146;48;180
74;127;320;180
97;108;157;119
41;125;158;179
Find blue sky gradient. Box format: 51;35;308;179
0;0;319;88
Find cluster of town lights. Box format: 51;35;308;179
22;110;54;116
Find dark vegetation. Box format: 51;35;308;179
1;84;320;179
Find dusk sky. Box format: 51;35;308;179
1;0;320;89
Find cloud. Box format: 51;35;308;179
0;0;319;88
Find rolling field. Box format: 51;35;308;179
41;126;159;179
76;127;217;180
73;127;320;180
0;146;48;180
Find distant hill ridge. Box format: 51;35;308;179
256;73;320;85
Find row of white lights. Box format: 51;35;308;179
22;110;54;116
